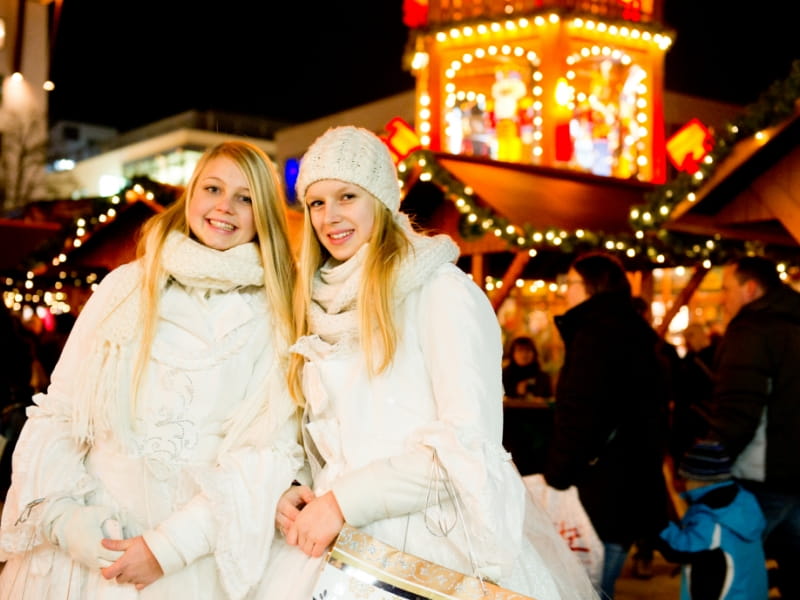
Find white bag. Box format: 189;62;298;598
523;474;604;590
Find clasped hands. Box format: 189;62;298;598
275;485;344;558
47;501;162;590
99;534;163;590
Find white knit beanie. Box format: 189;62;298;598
295;126;401;213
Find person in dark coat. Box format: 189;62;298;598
543;251;671;599
700;255;800;599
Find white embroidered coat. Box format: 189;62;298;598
259;262;597;600
0;261;304;600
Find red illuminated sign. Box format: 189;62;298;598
382;117;422;163
402;0;428;27
666;118;714;174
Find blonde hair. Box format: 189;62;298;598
132;141;296;404
288;194;410;404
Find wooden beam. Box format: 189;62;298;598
664;217;799;246
490;250;530;312
637;269;654;302
755;150;800;243
656;265;710;337
471;252;484;288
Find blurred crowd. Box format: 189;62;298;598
501;253;797;599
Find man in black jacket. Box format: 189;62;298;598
704;255;800;599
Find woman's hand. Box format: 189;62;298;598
100;536;163;590
285;490;344;557
276;484;315;543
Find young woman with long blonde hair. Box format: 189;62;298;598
259;126;598;599
0;141;303;599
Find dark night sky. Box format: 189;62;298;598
47;1;798;133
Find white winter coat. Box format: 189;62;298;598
260;256;598;600
0;251;304;600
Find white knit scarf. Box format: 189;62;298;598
308;225;460;351
72;231;264;444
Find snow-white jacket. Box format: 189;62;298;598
290;256;595;599
0;244;304;600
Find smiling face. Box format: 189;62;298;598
186;155;256;250
306;179;376;262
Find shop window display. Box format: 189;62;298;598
443;52;543;164
560;54;648;178
440;43;649;179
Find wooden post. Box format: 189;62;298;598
471;252;484;290
656;265;710;338
491;250;530;312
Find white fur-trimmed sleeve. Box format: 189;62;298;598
414;264;524;578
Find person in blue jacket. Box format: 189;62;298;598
658;438;768;599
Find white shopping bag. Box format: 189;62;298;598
523;474;604;590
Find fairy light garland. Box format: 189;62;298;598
399;148;699;265
630;59;800;234
399;59;800;270
1;179;178;314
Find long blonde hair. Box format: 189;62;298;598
288;195;410;405
132;141;296;403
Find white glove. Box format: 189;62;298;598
47;502;125;569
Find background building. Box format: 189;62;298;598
46;110;289;198
0;0;53;211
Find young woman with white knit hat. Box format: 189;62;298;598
258;125;598;599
